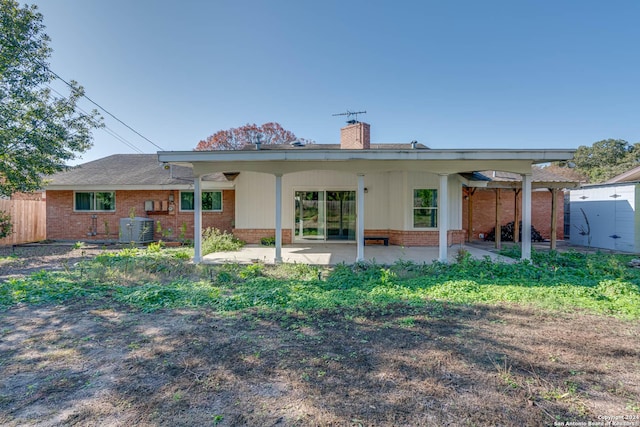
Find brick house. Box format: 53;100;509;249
45;154;235;242
157;122;575;262
47;122;576;262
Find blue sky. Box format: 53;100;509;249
29;0;640;164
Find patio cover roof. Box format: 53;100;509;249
461;168;580;189
157;148;576;176
157;147;575;264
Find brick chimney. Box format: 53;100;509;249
340;122;370;149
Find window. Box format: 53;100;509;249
413;189;437;228
180;191;222;211
75;191;115;211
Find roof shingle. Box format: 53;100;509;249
46;154;225;186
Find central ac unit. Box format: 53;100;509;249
119;217;154;243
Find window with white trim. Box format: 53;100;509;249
180;191;222;212
413;189;437;228
74;191;115;211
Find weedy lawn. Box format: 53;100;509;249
0;245;638;426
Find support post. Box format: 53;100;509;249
521;174;533;260
193;175;203;263
274;174;283;263
550;188;558;250
357;174;365;262
513;189;521;243
466;188;475;242
495;188;501;250
439;174;449;262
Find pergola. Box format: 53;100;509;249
463;171;580;250
158;148;575;263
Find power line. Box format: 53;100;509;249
0;32;165;152
102;126;145;154
45;84;145;154
45;67;166;151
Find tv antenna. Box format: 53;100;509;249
332;110;367;124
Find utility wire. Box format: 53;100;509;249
46;84;145;154
45;67;166;151
102;126;145;154
0;32;165;152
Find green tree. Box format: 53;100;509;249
0;0;101;196
565;139;639;183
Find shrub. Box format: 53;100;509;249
201;228;244;255
0;210;12;239
147;241;163;253
261;236;276;246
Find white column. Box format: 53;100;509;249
438;174;449;262
356;174;365;262
274;174;283;263
193;175;203;263
521;173;533;261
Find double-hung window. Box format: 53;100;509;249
413;189;438;228
180;191;222;212
74;191;115;211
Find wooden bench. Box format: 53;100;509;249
364;236;389;246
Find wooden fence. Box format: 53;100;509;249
0;199;46;246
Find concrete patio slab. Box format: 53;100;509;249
203;243;516;265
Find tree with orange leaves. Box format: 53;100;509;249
195;122;312;150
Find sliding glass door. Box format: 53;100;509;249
294;191;325;240
295;190;356;242
326;191;356;240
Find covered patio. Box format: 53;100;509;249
159;144;574;264
202;242;515;265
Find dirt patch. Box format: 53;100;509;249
0;243;121;280
1;247;639;426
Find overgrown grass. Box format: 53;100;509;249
1;247;639;319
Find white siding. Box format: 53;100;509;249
448;174;463;229
570;183;638;252
361;173;390;229
613;185;636;252
235;172;275;228
235;170;465;233
387;172;406;229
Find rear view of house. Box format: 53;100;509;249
46;121;575;262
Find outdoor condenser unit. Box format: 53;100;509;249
119;217;155;243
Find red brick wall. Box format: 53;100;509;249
366;229;466;246
234;228;465;247
462;188;564;241
233;229;293;244
232;228;465;247
46;189;235;241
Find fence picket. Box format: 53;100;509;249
0;200;47;245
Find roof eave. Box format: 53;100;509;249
158;149;576;163
45;182;235;191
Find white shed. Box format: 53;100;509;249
569;182;640;253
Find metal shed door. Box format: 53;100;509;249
612;185;635;252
